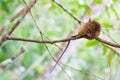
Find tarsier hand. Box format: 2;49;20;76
74;19;101;40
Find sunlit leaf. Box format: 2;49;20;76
102;22;113;28
102;45;108;56
118;58;120;64
106;7;110;18
107;51;115;64
112;0;117;3
86;7;91;16
71;8;77;14
33;65;43;74
93;0;102;4
85;40;98;47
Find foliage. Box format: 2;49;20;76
0;0;120;80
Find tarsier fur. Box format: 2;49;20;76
73;19;101;40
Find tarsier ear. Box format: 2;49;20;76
89;18;92;22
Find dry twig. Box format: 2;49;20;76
0;47;25;67
0;0;37;45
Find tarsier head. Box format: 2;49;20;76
78;19;101;40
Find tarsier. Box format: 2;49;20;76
52;19;101;71
73;19;101;39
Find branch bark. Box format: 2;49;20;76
7;36;120;48
7;36;82;44
95;37;120;48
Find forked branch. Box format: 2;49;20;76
0;0;37;45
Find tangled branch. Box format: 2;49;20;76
0;0;37;45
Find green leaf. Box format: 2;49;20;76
112;0;117;3
33;65;43;74
0;1;10;13
102;22;113;28
94;0;102;4
106;7;110;18
49;3;56;10
71;8;77;14
118;58;120;64
21;53;34;68
102;45;108;56
86;7;91;16
85;40;98;47
0;53;8;61
107;51;115;64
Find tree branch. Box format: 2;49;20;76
7;0;37;35
7;36;81;44
7;36;120;48
96;37;120;48
0;0;38;46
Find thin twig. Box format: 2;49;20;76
62;64;104;80
51;40;70;71
0;47;25;67
7;0;37;35
52;0;81;24
23;0;63;51
0;0;37;46
0;8;25;36
102;31;117;44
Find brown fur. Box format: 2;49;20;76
77;20;101;40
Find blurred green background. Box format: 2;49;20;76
0;0;120;80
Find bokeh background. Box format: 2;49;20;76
0;0;120;80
